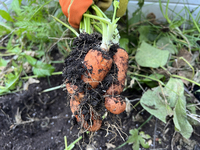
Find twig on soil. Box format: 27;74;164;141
40;84;65;93
153;117;158;149
186;110;200;123
163;118;172;141
135;79;146;93
10;115;71;129
171;131;178;150
128;98;140;102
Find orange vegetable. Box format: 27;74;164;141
105;96;126;114
82;49;113;89
81;113;102;132
106;48;128;95
66;82;84;102
70;98;102;131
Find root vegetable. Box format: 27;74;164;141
70;98;102;131
82;49;113;89
106;48;128;95
66;82;84;102
105;96;126;114
70;98;80;115
81;114;102;132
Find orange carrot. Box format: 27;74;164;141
66;82;84;102
106;48;128;95
105;96;126;114
82;49;113;89
81;113;102;132
70;98;102;131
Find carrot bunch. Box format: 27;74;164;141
55;0;129;131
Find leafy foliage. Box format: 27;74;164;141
127;129;150;150
135;41;170;68
0;0;70;95
140;78;193;139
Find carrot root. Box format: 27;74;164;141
66;82;84;102
105;96;126;114
106;48;128;95
82;49;113;89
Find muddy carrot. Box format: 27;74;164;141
105;96;126;114
70;99;102;131
66;82;84;102
106;48;129;95
82;49;113;89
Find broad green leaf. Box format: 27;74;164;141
141;78;193;139
119;38;129;52
138;26;157;43
173;98;193;139
140;87;173;123
25;55;37;66
156;36;178;54
128;11;142;27
0;10;14;22
135;41;170;68
33;61;55;77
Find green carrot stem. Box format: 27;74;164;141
51;15;79;37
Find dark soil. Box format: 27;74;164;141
0;34;200;150
0;64;200;149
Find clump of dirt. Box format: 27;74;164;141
62;32;121;128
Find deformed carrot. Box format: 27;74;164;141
105;96;126;114
81;113;102;132
70;98;102;131
82;49;113;89
70;98;80;115
106;48;128;95
66;82;84;102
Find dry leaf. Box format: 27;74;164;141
23;62;32;73
105;143;116;149
172;48;192;68
15;108;22;124
24;51;36;57
178;71;193;86
23;78;40;90
125;97;132;116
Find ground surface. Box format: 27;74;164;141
0;62;200;150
